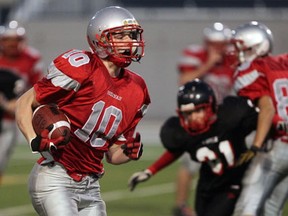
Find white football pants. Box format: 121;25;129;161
233;138;288;216
29;162;107;216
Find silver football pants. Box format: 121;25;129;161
29;162;107;216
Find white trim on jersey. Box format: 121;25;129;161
177;55;202;67
140;104;148;116
234;69;260;92
47;62;81;92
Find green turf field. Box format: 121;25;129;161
0;144;287;216
0;144;188;216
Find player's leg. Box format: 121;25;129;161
263;176;288;216
0;120;17;184
207;188;241;216
78;175;106;216
195;183;241;216
257;139;288;216
29;163;79;216
194;183;209;216
173;153;200;216
232;152;270;216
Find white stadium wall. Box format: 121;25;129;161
25;14;288;121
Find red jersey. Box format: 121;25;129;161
34;49;151;179
234;54;288;136
179;44;234;103
0;46;43;86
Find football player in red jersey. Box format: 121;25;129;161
128;79;259;216
0;20;44;86
177;22;234;103
0;20;43;184
15;6;150;216
173;22;235;216
231;21;288;216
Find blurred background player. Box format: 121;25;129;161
177;22;234;102
0;20;44;184
129;79;259;216
0;68;26;184
173;22;235;216
231;21;288;216
0;20;44;86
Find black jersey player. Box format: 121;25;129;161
0;68;26;184
128;79;260;216
0;68;26;130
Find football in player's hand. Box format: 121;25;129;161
32;104;71;144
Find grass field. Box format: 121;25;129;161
0;143;287;216
0;144;191;216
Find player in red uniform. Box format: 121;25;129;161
177;22;234;103
174;22;235;216
0;20;43;86
15;6;150;216
128;79;259;216
231;21;288;216
0;20;43;184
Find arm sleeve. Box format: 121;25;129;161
147;150;182;175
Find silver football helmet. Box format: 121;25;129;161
203;22;232;42
0;20;26;38
87;6;144;67
232;21;273;63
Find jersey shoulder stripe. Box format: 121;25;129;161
47;62;80;92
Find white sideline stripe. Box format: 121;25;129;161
103;182;174;201
0;183;174;216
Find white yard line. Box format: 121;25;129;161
0;183;175;216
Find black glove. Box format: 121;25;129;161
30;125;65;153
121;132;143;160
276;121;288;134
173;204;195;216
236;145;260;166
128;169;152;191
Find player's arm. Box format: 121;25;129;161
253;95;274;148
106;132;143;164
16;88;64;152
15;88;39;143
105;144;131;164
179;48;222;84
237;95;274;165
105;93;150;165
128;150;182;191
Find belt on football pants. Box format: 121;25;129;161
45;161;104;182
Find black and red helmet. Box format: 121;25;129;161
177;79;217;135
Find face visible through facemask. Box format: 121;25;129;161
182;107;207;132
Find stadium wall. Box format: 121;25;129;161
25;13;288;121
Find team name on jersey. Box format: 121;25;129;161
107;90;122;101
202;136;219;145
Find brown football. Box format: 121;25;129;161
32;104;71;144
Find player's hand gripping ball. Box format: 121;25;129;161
31;104;71;152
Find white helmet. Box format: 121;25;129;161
203;22;232;42
0;20;25;39
87;6;144;67
232;21;273;63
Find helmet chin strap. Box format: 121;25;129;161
97;39;142;67
107;54;132;68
